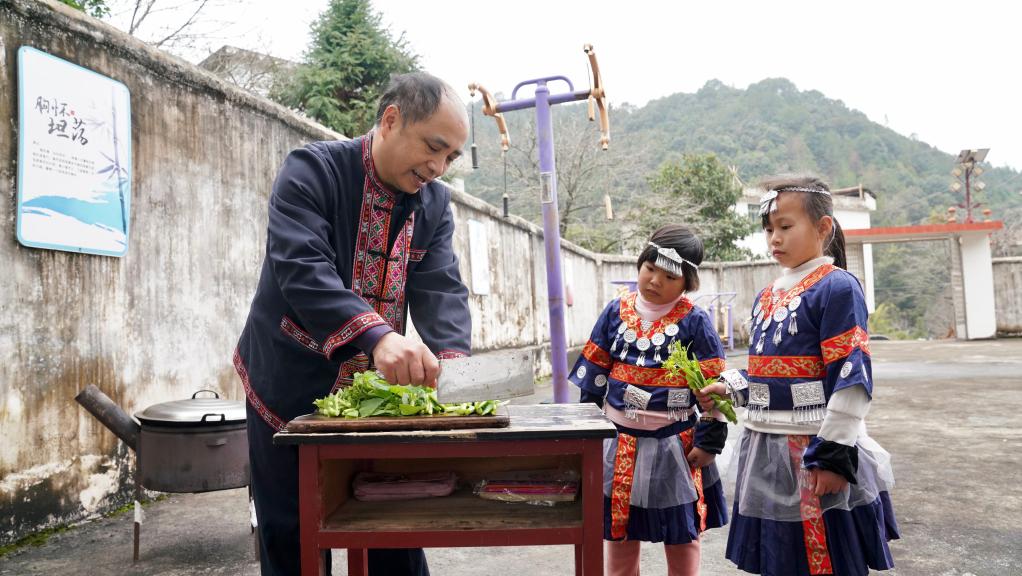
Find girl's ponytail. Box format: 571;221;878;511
827;218;847;270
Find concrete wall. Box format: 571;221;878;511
0;0;343;544
993;257;1022;335
0;0;644;543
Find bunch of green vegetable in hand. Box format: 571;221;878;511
661;342;737;424
313;371;500;419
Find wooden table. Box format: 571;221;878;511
274;403;616;576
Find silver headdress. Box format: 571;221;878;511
759;186;832;215
647;241;698;276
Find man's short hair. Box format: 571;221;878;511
375;72;457;126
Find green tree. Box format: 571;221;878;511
272;0;418;137
59;0;110;18
646;153;755;261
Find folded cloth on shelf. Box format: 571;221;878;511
352;471;458;501
476;479;579;503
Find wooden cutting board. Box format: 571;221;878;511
284;407;510;433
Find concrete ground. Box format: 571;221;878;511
2;339;1020;575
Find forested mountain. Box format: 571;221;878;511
462;78;1021;337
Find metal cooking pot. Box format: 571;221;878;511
133;390;249;493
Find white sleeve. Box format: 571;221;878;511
817;385;870;446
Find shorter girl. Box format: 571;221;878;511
697;175;899;576
570;224;729;576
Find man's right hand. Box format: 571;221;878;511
371;332;440;387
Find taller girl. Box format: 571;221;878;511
698;175;899;576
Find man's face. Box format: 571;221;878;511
374;97;468;194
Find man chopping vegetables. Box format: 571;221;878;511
234;72;472;576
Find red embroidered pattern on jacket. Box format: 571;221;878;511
335;136;417;378
821;326;870;365
618;293;693;338
747;355;826;379
333;353;370;394
233;348;286;431
756;264;838;322
409;249;427;262
787;434;834;575
609;432;638;539
352;135;414;336
609;364;685;388
280;316;323;354
582;340;612;369
699;358;725;379
323;312;388;357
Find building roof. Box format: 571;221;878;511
198;46;297;98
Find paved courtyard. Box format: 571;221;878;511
2;339;1020;575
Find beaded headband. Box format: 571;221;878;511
759;186;832;215
647;241;698;277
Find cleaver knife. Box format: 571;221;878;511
435;350;535;403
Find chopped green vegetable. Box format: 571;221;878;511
313;370;503;419
661;342;738;424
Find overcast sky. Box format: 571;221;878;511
163;0;1021;172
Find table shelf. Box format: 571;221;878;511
323;488;582;533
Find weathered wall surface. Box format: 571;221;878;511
0;0;337;543
993;257;1022;335
0;0;646;543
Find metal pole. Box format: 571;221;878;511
964;165;973;223
534;81;570;403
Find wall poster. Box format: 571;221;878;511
17;46;132;257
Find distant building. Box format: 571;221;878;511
735;184;877;311
198;46;297;98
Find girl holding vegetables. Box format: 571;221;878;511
569;224;729;576
696;175;899;576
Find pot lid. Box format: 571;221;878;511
135;390;246;425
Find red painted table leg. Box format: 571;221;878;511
581;439;604;576
299;445;326;576
348;548;368;576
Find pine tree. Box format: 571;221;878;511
273;0;418;137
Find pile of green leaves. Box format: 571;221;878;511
661;342;738;424
313;371;500;419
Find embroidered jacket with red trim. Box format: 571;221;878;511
740;265;872;411
235;135;471;427
569;292;725;424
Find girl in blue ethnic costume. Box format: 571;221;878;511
570;225;729;576
697;175;899;576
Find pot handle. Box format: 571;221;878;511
192;390;221;399
201;413;226;423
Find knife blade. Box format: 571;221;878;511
435;350;535;403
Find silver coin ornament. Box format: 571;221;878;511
636;337;651;352
665;324;680;337
757;310;765;324
618;323;627;335
651;333;666;346
640;320;654;332
762;315;772;330
788;295;802;312
623;329;637;343
753;302;763;317
772;307;789;323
